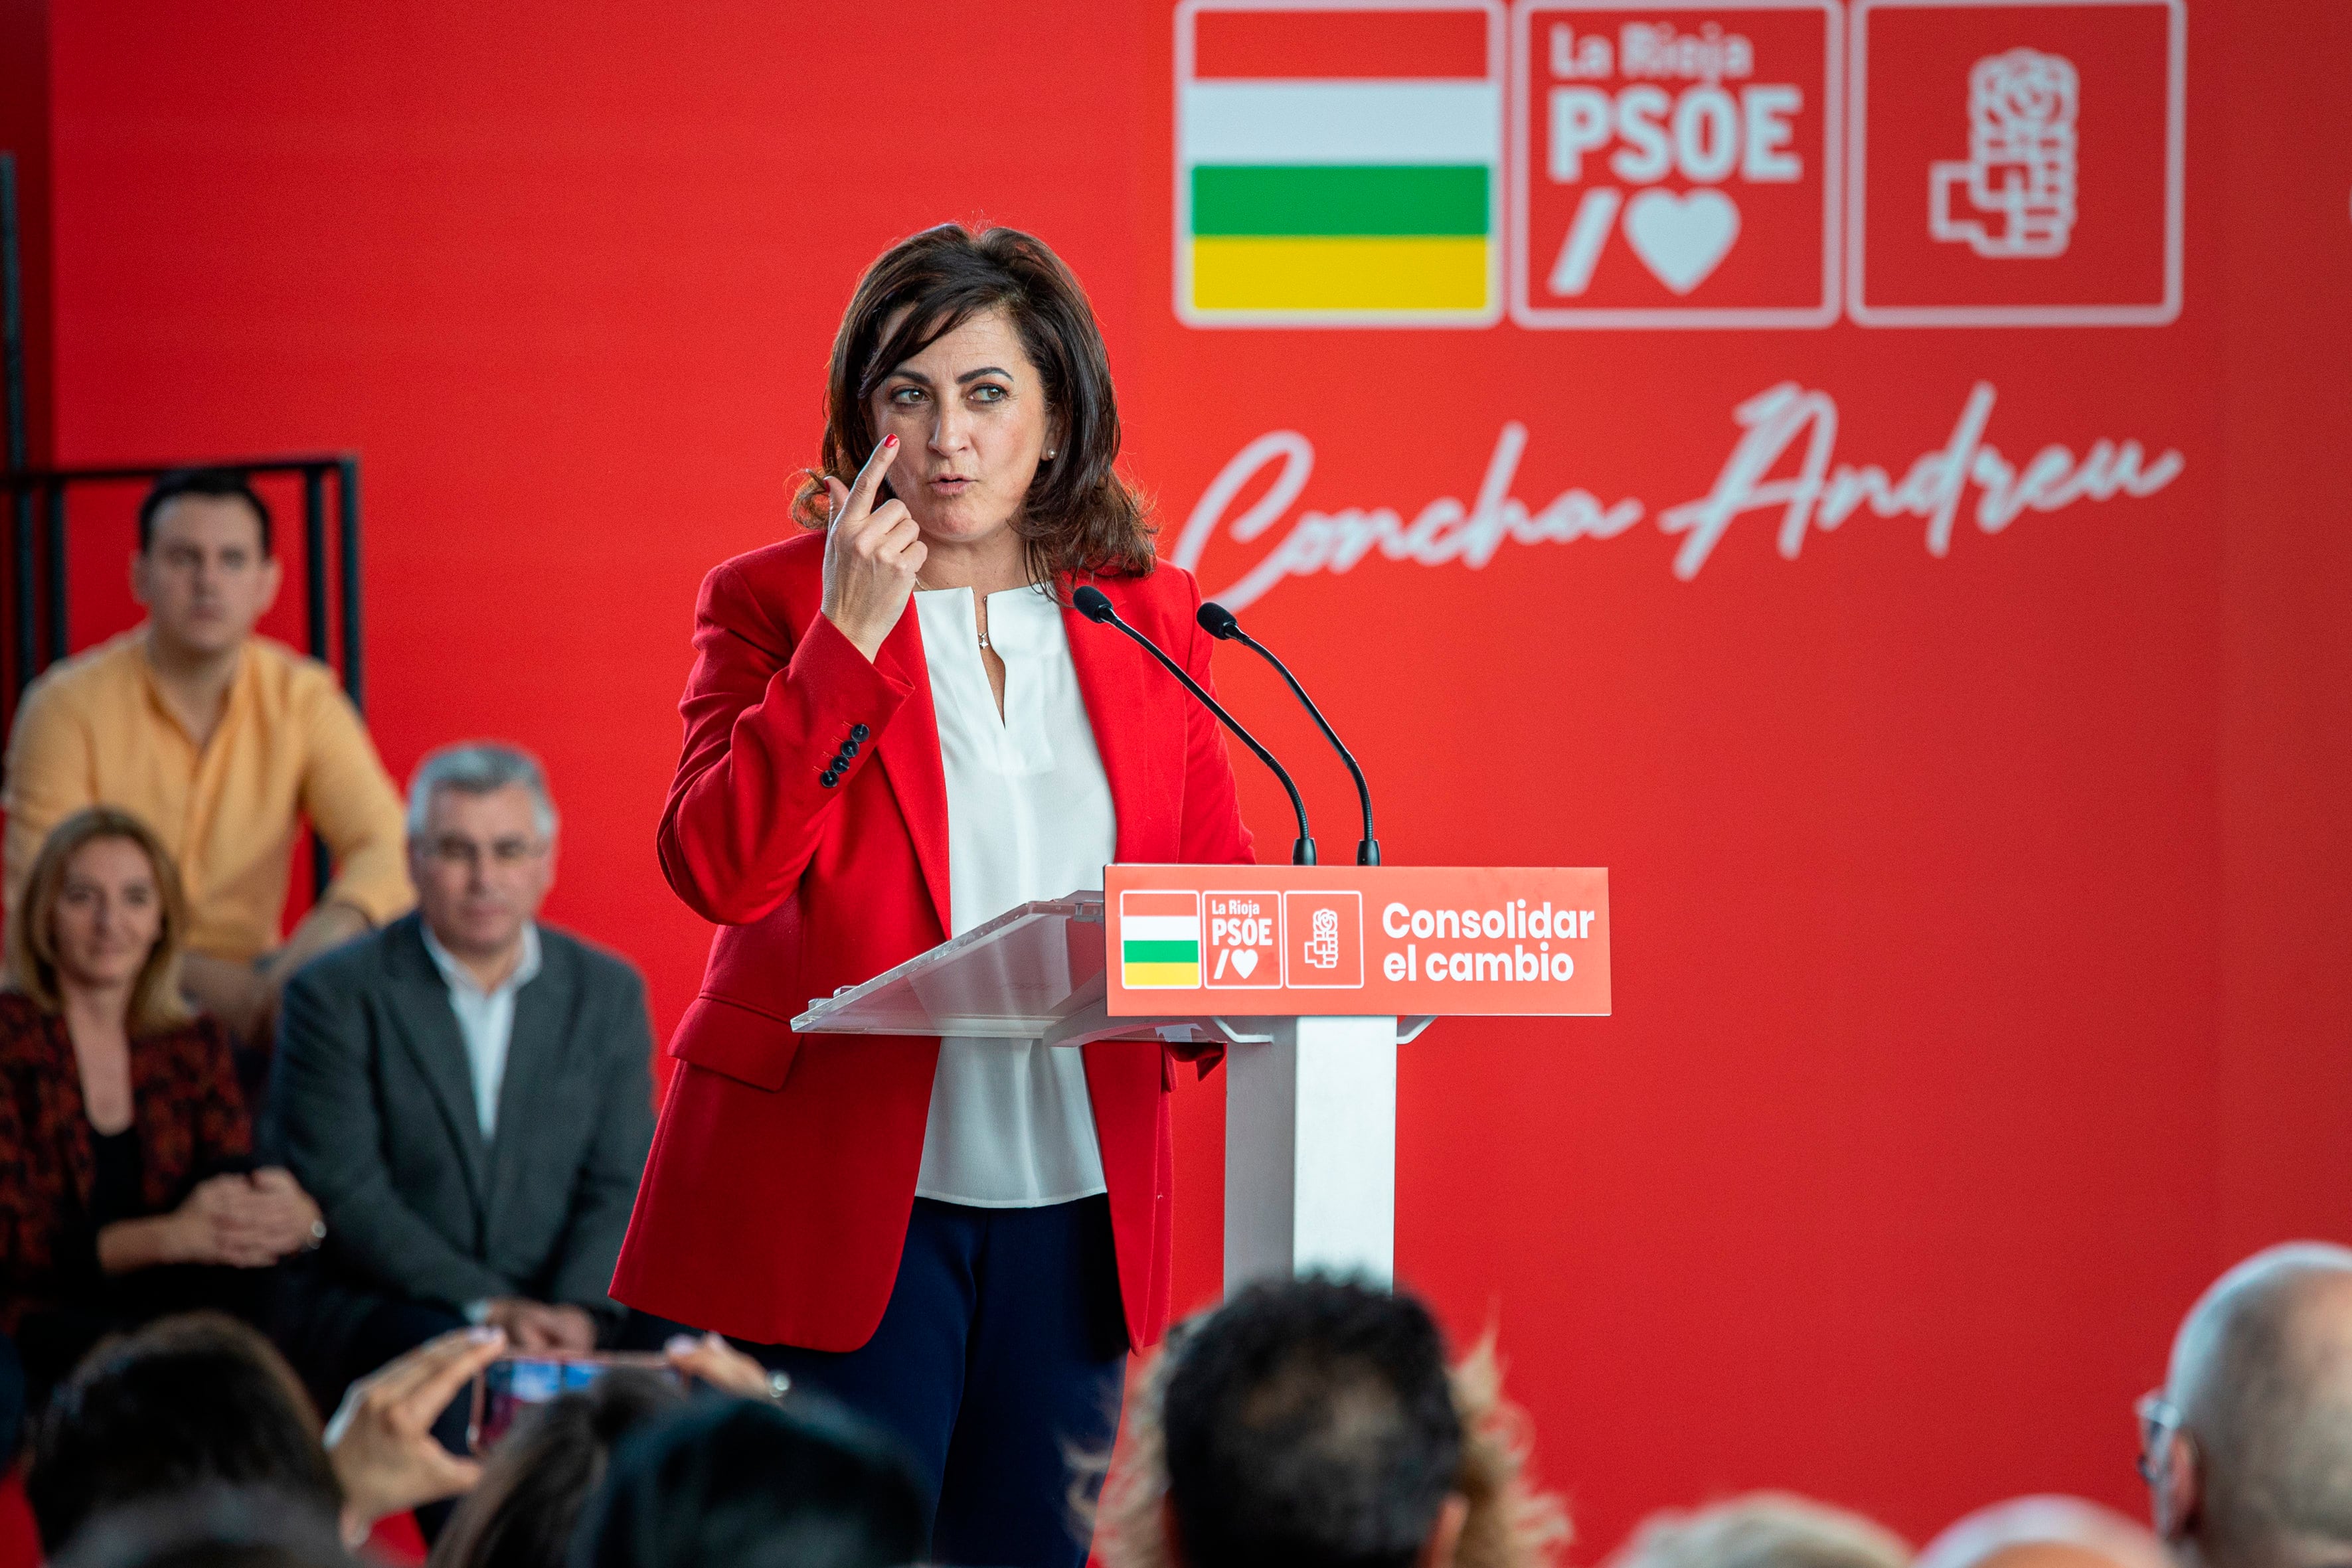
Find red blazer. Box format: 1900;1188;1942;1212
611;534;1254;1352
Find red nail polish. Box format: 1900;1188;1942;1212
883;434;898;448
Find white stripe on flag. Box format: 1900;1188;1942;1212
1124;915;1202;942
1179;81;1501;167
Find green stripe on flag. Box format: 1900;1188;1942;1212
1191;165;1489;238
1122;939;1201;963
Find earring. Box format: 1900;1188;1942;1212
1045;449;1056;461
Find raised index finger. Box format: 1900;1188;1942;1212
846;433;900;510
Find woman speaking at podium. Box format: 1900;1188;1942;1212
611;224;1253;1566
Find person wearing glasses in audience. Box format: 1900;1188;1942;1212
2138;1243;2352;1568
270;744;659;1485
1;468;413;1078
0;808;327;1414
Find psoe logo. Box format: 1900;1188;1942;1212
1206;890;1284;987
1282;890;1365;988
1512;1;1841;327
1175;0;1507;328
1928;47;2078;259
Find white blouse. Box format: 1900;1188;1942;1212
911;584;1117;1208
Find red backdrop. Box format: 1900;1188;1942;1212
10;0;2352;1554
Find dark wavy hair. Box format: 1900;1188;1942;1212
24;1314;341;1555
1157;1277;1468;1568
430;1370;685;1568
792;223;1156;585
568;1395;926;1568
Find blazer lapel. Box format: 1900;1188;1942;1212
869;605;954;935
385;926;490;1211
1064;580;1183;866
863;578;1179;930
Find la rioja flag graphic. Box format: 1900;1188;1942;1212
1120;891;1204;989
1176;1;1507;327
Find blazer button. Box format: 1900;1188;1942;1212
849;723;871;742
840;740;859;759
819;769;839;788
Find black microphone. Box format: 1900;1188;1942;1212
1197;601;1380;866
1071;585;1316;865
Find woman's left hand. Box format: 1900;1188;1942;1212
242;1166;325;1260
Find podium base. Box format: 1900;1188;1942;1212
1225;1015;1398;1295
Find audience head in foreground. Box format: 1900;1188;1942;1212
23;1313;341;1555
569;1395;926;1568
430;1333;792;1568
1099;1275;1566;1568
1608;1494;1910;1568
27;1310;520;1559
1918;1496;2167;1568
2143;1241;2352;1568
430;1368;686;1568
50;1485;357;1568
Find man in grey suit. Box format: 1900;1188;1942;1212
272;742;657;1445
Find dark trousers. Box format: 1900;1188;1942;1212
742;1196;1130;1568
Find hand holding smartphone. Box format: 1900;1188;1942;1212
467;1336;788;1452
469;1353;681;1452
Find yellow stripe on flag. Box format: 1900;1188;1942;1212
1123;961;1202;988
1191;236;1488;312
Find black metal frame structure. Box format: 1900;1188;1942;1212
3;456;365;708
0;152;366;719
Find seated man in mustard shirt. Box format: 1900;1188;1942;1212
1;469;412;1050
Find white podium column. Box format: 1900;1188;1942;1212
1224;1014;1398;1295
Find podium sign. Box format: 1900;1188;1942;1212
1105;864;1612;1017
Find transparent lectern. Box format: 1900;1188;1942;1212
792;890;1429;1293
793;864;1613;1296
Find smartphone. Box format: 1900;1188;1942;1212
468;1352;683;1452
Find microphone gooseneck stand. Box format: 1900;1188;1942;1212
1070;586;1317;865
1197;600;1380;866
